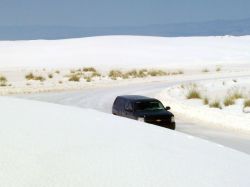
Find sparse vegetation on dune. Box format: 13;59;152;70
68;74;80;82
148;69;167;76
181;80;250;113
177;70;184;74
216;67;221;72
223;95;235;106
25;73;45;82
108;70;123;80
138;69;148;77
203;97;209;105
25;73;35;80
48;73;53;79
209;100;222;109
66;67;101;82
83;67;97;72
34;76;46;81
186;89;201;99
202;68;209;73
108;68;183;80
0;75;7;86
84;77;92;82
230;90;244;99
91;72;101;77
244;99;250;108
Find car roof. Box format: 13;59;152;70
117;95;159;102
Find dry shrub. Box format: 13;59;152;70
209;100;222;109
186;89;201;99
68;75;80;82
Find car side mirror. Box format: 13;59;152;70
165;106;171;110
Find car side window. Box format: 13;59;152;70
125;101;133;111
114;98;120;107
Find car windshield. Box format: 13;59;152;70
134;101;165;111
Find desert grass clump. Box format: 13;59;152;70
109;70;123;80
177;70;184;74
138;69;148;78
209;100;222;109
25;73;35;80
186;89;201;99
34;76;46;82
55;70;60;74
148;69;167;77
202;68;209;73
171;70;184;75
68;74;80;82
70;69;76;74
230;90;244;100
223;95;235;106
25;73;45;81
216;67;221;72
48;73;53;79
244;99;250;108
0;75;7;86
83;67;97;72
125;70;138;78
203;97;209;105
91;72;101;77
84;77;92;82
223;96;235;106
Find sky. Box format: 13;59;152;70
0;0;250;27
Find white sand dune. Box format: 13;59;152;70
0;97;250;187
1;35;250;70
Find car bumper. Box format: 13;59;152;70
145;119;176;130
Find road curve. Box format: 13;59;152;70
16;77;250;154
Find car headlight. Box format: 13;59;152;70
138;117;145;122
171;116;175;123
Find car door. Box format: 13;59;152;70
124;100;135;119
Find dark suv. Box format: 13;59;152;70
112;95;175;130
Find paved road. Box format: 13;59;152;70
16;79;250;154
